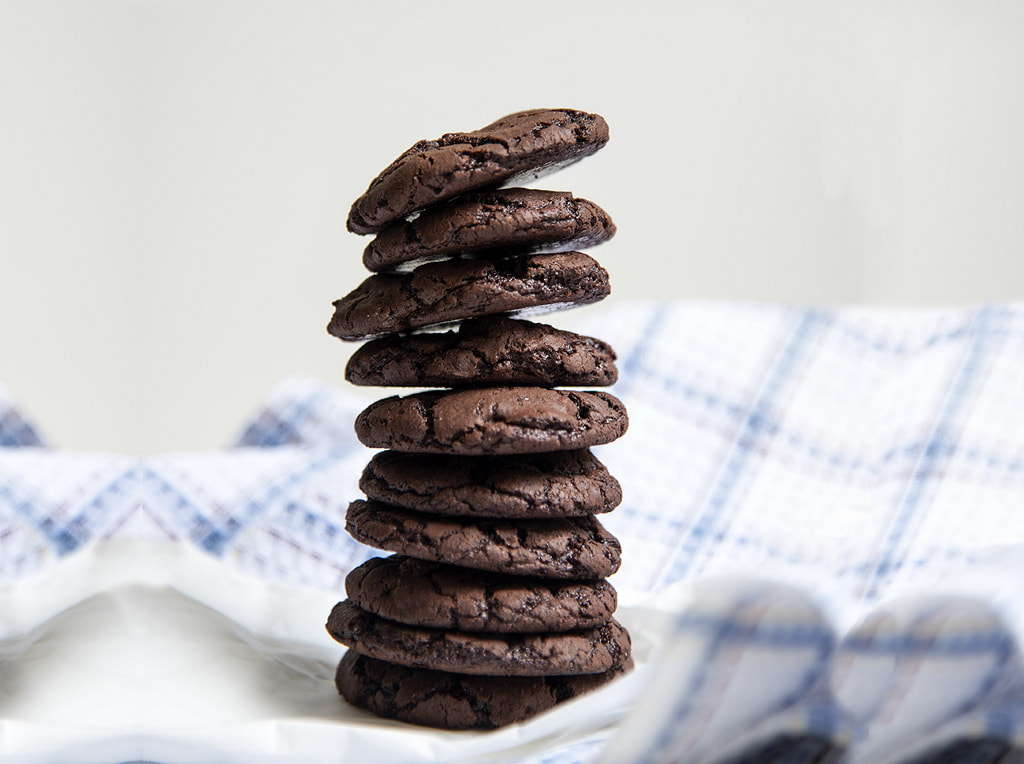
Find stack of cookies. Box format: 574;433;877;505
325;109;632;730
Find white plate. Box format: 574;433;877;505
0;540;655;764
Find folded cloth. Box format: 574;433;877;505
598;578;846;764
2;300;1024;762
836;581;1024;764
234;377;365;448
574;301;1024;606
0;382;44;448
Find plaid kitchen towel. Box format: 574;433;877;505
0;382;44;448
2;300;1024;762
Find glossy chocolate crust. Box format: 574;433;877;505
346;316;617;388
353;387;627;455
327;600;630;676
345;555;617;632
358;449;622;518
347;109;609;234
327;252;610;342
362;188;615;271
335;651;633;729
345;500;622;579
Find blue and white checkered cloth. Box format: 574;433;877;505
2;301;1024;762
0;383;44;448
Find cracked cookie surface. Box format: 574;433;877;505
362;188;615;271
354;386;627;455
327;252;610;341
345;315;618;388
335;651;632;729
346;109;609;235
345;500;622;578
327;600;630;676
346;555;617;632
359;449;622;518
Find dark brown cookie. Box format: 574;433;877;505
347;109;610;235
335;650;633;729
327;600;630;676
359;449;622;518
345;500;622;579
346;555;617;632
345;315;618;388
362;189;615;272
327;252;610;341
354;387;627;455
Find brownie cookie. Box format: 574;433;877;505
359;449;622;518
345;500;622;579
335;651;633;730
354;387;628;455
362;189;615;272
327;252;610;341
346;555;617;632
345;316;618;388
327;600;630;676
347;109;610;235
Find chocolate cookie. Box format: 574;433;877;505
327;252;610;341
345;316;618;388
359;449;622;518
347;109;610;235
362;189;615;272
327;600;630;676
335;651;633;729
345;500;622;579
346;555;617;632
354;387;628;455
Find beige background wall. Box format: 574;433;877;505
2;0;1023;453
